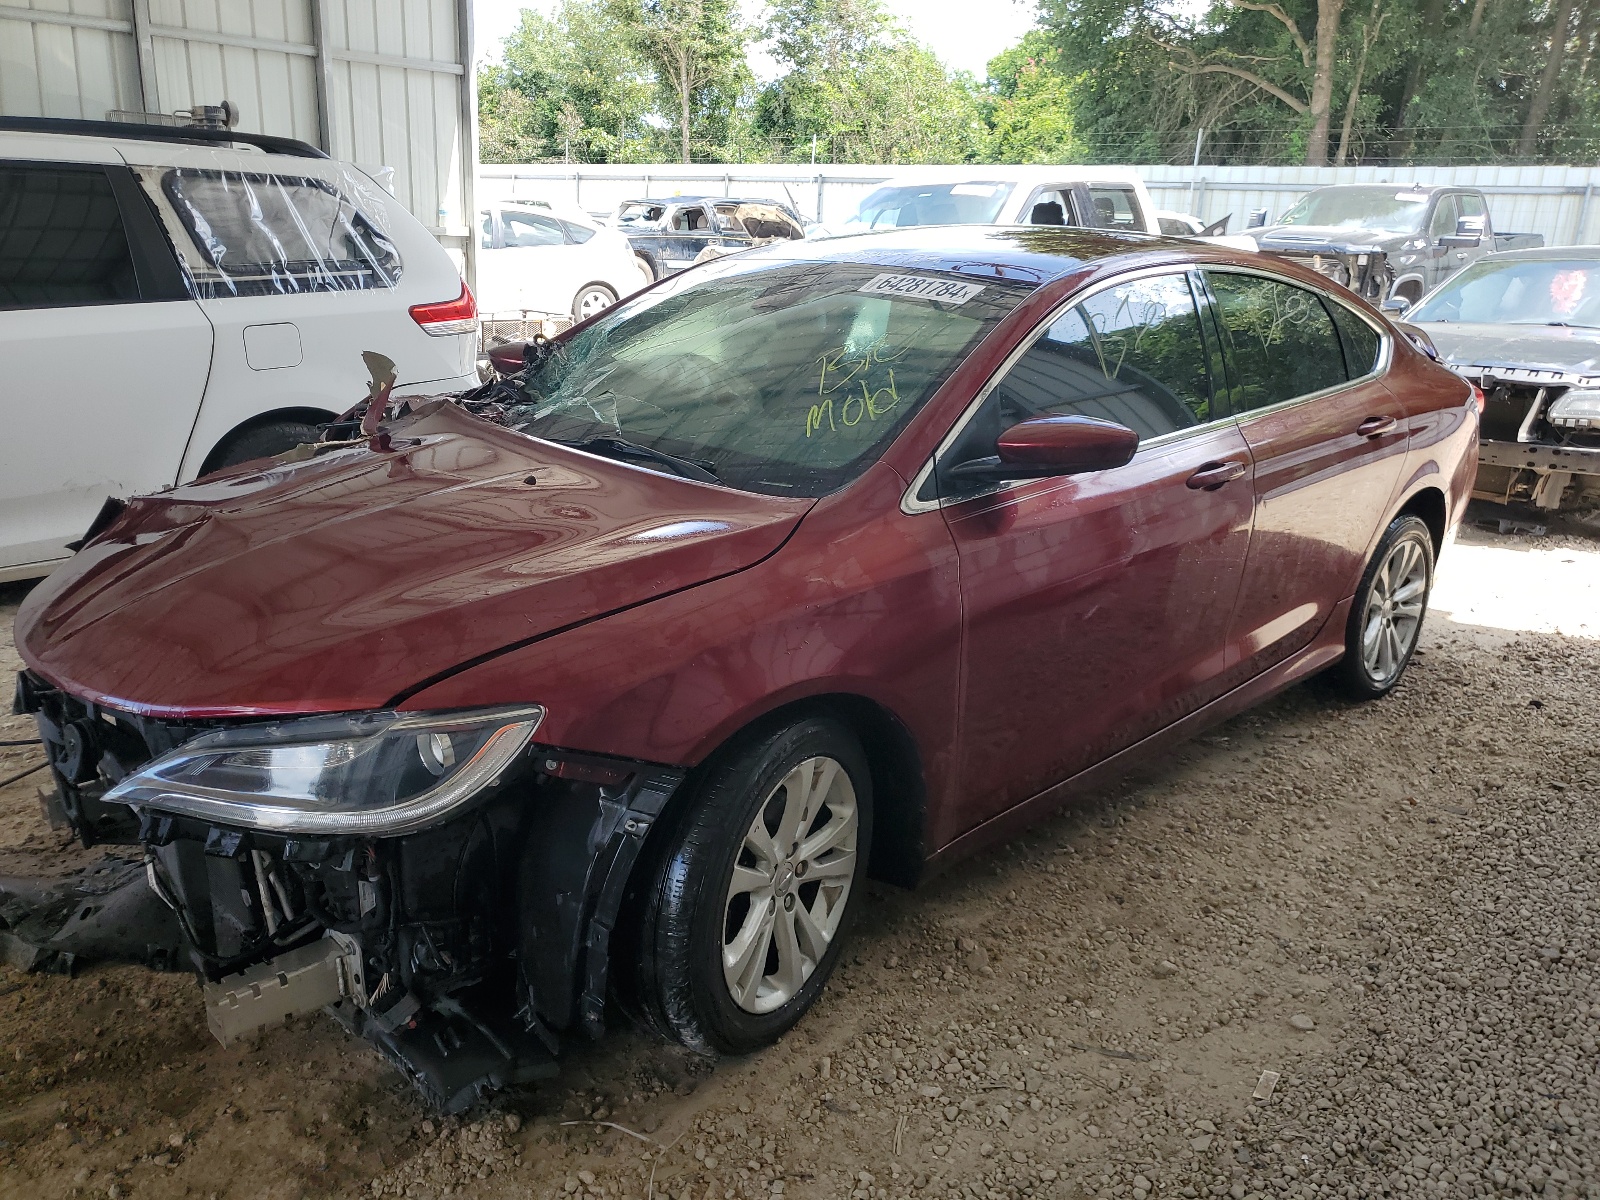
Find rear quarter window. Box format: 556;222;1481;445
0;165;137;309
158;169;402;298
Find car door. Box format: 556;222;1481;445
497;208;582;313
663;202;716;273
930;270;1254;836
1423;194;1463;291
1021;187;1083;227
1203;269;1407;678
0;155;212;578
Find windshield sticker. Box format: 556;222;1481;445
860;273;986;306
950;183;1001;197
1394;191;1430;202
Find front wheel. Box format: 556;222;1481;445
1333;514;1435;700
628;716;872;1055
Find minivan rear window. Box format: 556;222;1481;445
160;169;402;299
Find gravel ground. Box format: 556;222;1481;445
0;518;1596;1200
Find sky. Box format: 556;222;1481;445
472;0;1039;80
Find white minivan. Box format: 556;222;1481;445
0;117;480;582
833;167;1162;236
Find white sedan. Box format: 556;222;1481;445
476;203;648;325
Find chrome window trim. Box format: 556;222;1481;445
903;260;1393;515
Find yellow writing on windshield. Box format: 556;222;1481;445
806;370;900;437
816;338;907;397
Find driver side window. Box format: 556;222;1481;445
936;272;1214;495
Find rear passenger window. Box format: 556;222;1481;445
502;210;566;247
1328;301;1382;377
160;169;401;298
561;220;597;244
1087;187;1141;232
1205;272;1347;412
942;273;1212;480
0;166;137;309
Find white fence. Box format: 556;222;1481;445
480;162;1600;246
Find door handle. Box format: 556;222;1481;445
1186;460;1248;490
1357;415;1398;438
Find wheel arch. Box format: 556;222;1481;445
1396;484;1448;554
675;692;929;889
198;405;339;476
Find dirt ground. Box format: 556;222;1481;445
0;515;1597;1200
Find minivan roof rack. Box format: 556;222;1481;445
0;116;330;160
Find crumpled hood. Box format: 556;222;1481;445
1418;321;1600;377
1256;225;1407;254
16;402;810;718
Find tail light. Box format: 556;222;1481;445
1468;382;1485;414
410;282;477;336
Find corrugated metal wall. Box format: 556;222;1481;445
0;0;476;274
480;162;1600;247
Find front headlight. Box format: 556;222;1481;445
104;705;544;835
1547;388;1600;428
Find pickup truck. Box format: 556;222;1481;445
1249;184;1543;307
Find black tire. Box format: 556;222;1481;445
208;420;323;472
572;283;618;322
1332;514;1435;700
628;716;873;1055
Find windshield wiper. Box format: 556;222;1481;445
565;436;721;484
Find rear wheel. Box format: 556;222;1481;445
1333;514;1434;700
629;717;872;1055
634;253;657;285
206;419;323;473
572;283;618;322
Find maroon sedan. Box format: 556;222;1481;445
13;227;1477;1110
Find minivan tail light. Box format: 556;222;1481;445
410;282;477;336
1468;382;1486;414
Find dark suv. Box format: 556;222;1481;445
614;195;807;279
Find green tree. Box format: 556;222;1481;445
982;31;1083;162
477;2;654;164
608;0;750;163
755;0;986;162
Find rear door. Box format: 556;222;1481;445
497;208;584;313
662;202;717;273
125;144;473;480
0;151;212;577
1204;269;1407;677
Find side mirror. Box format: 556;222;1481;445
1380;295;1412;318
945;415;1140;484
1201;214;1232;237
1246;208;1269;229
1442;215;1485;248
486;340;531;376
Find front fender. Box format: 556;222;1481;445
398;462;963;836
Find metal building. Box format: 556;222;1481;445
0;0;476;276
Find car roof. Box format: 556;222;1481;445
1303;183;1449;194
749;224;1176;283
1481;244;1600;262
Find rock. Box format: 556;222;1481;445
1190;1134;1213;1151
1288;1014;1315;1031
1152;960;1179;979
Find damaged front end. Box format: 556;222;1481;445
14;670;684;1113
1465;368;1600;512
1262;245;1395;305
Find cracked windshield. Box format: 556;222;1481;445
507;258;1033;496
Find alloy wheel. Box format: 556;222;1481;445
576;287;615;321
722;756;858;1014
1360;536;1428;686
